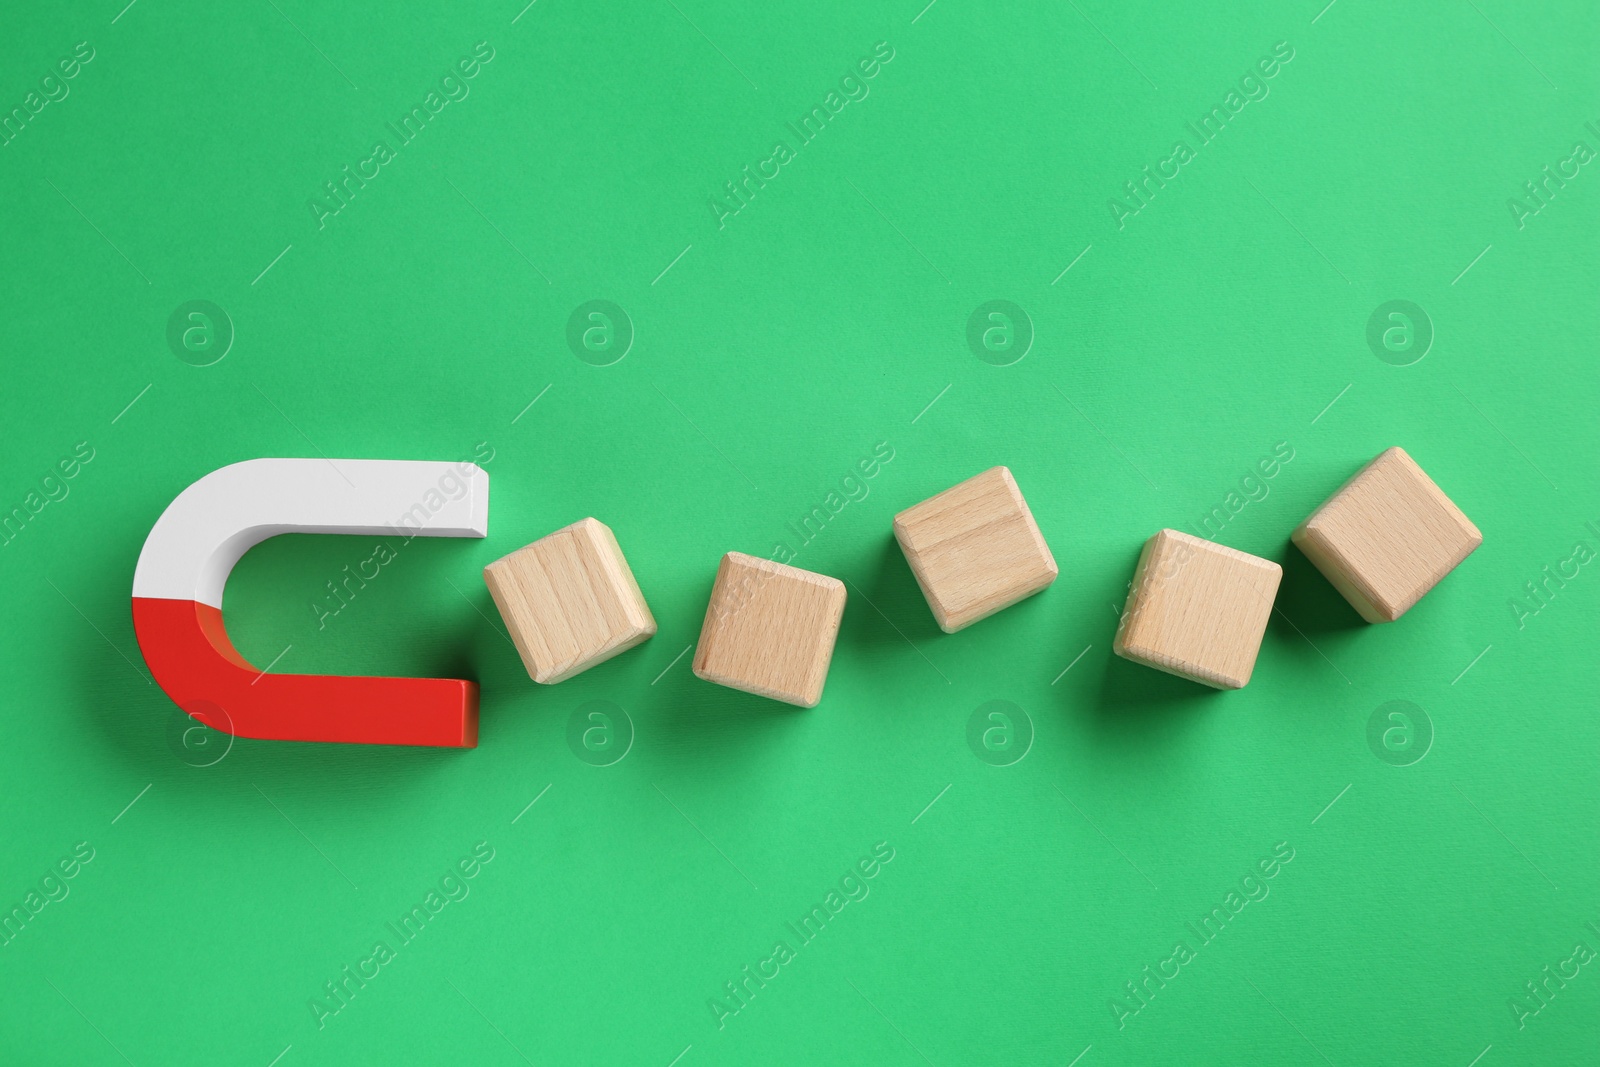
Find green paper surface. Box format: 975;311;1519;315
1;0;1595;1062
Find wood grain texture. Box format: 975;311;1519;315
1113;529;1282;689
892;466;1058;633
1292;446;1482;623
482;517;656;683
692;552;846;708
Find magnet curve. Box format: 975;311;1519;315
131;458;490;747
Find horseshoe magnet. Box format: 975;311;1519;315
131;458;489;748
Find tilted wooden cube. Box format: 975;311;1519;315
893;466;1058;633
1292;447;1482;623
483;518;656;683
692;552;846;707
1113;529;1282;689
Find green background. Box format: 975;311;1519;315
1;0;1595;1062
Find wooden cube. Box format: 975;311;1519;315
692;552;846;707
893;466;1058;633
1113;529;1281;689
483;518;656;683
1292;446;1482;623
